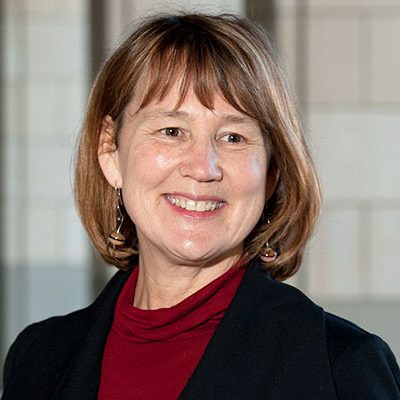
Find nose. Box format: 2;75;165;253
179;138;223;182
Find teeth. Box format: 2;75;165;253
166;195;223;212
196;202;206;212
186;200;195;211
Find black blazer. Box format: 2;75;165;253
2;261;400;399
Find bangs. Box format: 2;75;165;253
135;19;266;122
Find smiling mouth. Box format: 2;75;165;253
165;195;225;212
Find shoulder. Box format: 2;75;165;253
265;275;400;385
6;266;131;354
324;312;400;399
8;305;92;353
325;311;386;362
2;268;131;397
249;265;398;364
247;265;400;398
1;307;93;399
2;306;92;390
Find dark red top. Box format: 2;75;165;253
98;264;246;400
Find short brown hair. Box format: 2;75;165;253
74;13;321;280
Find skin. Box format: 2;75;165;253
98;84;276;310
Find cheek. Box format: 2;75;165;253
119;143;179;188
233;152;267;196
250;155;267;181
152;151;177;171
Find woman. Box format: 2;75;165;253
2;13;400;400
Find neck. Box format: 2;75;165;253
133;248;243;310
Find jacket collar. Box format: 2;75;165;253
52;268;131;400
54;261;337;400
180;261;337;399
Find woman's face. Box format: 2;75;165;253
100;84;273;267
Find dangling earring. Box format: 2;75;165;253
259;242;278;263
108;187;126;247
259;218;278;263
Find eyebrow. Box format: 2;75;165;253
220;114;255;125
141;109;256;125
140;110;189;120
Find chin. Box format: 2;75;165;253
173;249;216;264
167;241;237;266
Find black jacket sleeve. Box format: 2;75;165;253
1;322;50;400
330;330;400;399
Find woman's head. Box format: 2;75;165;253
75;13;321;280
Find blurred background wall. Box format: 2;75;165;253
0;0;91;386
276;0;400;358
1;0;399;388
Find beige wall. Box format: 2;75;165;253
104;0;245;49
1;0;90;356
277;0;400;300
277;0;400;356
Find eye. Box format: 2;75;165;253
162;127;181;137
222;133;243;143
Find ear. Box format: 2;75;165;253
265;159;280;201
98;115;123;188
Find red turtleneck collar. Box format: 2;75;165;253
98;263;246;400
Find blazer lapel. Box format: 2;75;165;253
51;268;132;400
179;261;338;400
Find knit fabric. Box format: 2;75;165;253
98;264;245;400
